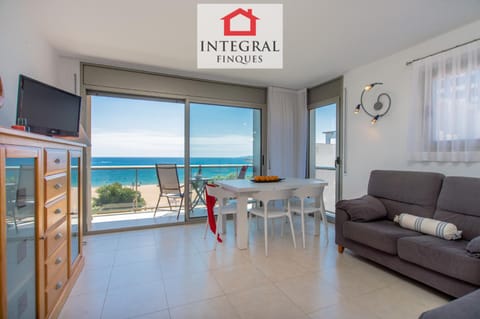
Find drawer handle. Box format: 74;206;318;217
54;158;61;164
55;257;63;264
54;183;63;190
55;281;63;290
54;208;62;215
55;232;63;240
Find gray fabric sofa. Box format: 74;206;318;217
335;170;480;297
419;289;480;319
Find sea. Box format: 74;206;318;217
91;157;253;187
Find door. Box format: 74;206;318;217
309;99;342;214
1;146;42;318
188;102;262;220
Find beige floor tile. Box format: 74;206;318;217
60;222;451;319
308;300;381;319
275;271;343;313
114;245;163;265
227;283;308;319
212;263;270;294
83;251;116;270
349;285;439;319
102;281;168;319
70;266;112;296
160;252;210;277
58;292;105;319
163;271;224;308
321;267;394;298
170;296;240;319
200;247;250;270
109;261;163;289
250;254;310;282
131;309;171;319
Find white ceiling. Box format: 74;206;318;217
29;0;480;89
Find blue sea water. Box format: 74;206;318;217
91;157;253;187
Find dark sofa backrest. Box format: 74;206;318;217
434;176;480;240
368;170;445;220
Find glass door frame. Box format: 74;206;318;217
183;98;266;222
1;145;44;318
308;96;343;214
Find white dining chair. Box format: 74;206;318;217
249;189;296;256
203;184;237;249
290;185;328;248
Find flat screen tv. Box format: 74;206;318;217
16;74;81;137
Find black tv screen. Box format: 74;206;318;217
16;75;81;137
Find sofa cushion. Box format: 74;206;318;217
368;170;444;220
434;176;480;240
398;236;480;286
343;220;421;255
394;213;462;240
336;195;387;222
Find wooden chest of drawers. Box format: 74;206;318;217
0;129;85;319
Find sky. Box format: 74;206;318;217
314;103;336;144
91;96;258;157
91;96;336;157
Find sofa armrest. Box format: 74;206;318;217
336;195;387;222
419;289;479;319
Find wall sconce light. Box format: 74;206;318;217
354;82;391;125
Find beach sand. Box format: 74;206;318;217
91;183;204;213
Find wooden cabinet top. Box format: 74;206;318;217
0;127;86;148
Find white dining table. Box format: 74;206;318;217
216;178;328;249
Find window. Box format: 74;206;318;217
410;41;480;162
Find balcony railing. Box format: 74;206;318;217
90;164;252;215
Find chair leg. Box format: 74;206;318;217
166;196;173;210
154;194;162;217
203;217;209;239
287;213;296;249
322;211;329;244
214;214;222;250
177;197;184;220
301;212;306;249
233;214;237;235
264;216;268;256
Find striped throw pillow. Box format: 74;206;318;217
394;213;462;240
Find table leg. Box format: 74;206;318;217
236;195;249;249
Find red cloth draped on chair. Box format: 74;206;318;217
205;184;222;243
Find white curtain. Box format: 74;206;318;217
409;41;480;162
267;87;308;177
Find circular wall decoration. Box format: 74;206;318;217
354;82;391;124
0;76;5;108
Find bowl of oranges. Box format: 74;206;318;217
251;175;283;183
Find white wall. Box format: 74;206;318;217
342;19;480;199
0;1;61;127
56;56;81;94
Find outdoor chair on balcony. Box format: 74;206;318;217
237;165;248;179
154;163;185;220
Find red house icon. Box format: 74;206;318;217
221;8;259;36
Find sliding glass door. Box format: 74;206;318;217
87;94;264;231
89;95;185;231
188;102;262;219
309;100;342;214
